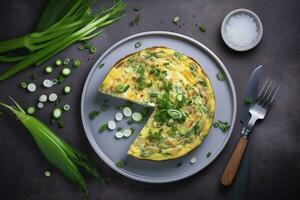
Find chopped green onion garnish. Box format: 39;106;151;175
63;85;71;94
63;104;70;111
135;41;142;48
26;106;36;115
176;94;184;102
115;84;130;93
213;122;220;128
63;58;70;65
130;127;135;134
52;108;62;119
37;102;44;109
48;93;58;102
57;75;65;83
213;121;230;132
83;44;93;49
89;47;96;53
45;66;53;74
244;97;252;105
206;152;211;158
129;15;141;27
43;79;53;88
173;16;180;23
99;123;108;133
52;79;58;84
98;63;104;68
61;68;71;76
89;111;100;120
20;82;27;89
39;94;48;103
132;112;142;122
27;83;37;92
199;25;206;32
44;171;51;177
217;72;225;81
116;127;123;131
115;160;125;167
73;60;81;68
167;109;182;119
55;59;62;66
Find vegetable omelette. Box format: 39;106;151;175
99;46;215;160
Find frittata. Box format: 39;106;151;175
99;46;215;160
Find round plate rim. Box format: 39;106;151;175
81;31;237;183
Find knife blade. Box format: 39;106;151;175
240;65;263;126
221;65;263;186
233;65;263;200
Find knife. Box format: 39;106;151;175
221;65;263;186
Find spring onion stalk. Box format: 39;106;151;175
0;98;105;197
0;0;125;80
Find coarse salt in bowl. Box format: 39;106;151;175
221;9;263;51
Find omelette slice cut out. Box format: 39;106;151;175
99;46;215;160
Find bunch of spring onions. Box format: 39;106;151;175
0;98;104;197
0;0;125;80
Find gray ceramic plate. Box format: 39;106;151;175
81;31;237;183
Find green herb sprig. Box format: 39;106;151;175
213;120;230;132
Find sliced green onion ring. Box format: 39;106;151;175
52;79;58;85
55;59;62;66
26;106;36;115
73;60;81;68
63;58;70;65
37;102;44;109
20;82;27;89
27;83;37;92
63;104;70;111
52;108;62;119
45;66;53;74
61;68;71;76
132;112;142;122
63;85;71;94
167;109;182;119
39;94;48;102
90;47;96;53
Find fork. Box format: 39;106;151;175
221;80;279;186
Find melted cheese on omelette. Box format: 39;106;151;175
99;46;215;160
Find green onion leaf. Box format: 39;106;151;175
217;71;225;81
89;111;100;120
244;97;252;105
99;123;108;133
199;25;206;32
0;98;105;196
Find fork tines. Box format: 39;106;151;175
257;79;280;108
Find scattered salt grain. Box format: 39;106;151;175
225;13;258;47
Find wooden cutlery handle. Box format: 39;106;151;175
221;137;248;186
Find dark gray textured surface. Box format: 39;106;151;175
0;0;299;199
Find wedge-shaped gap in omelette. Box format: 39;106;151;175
93;93;155;161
